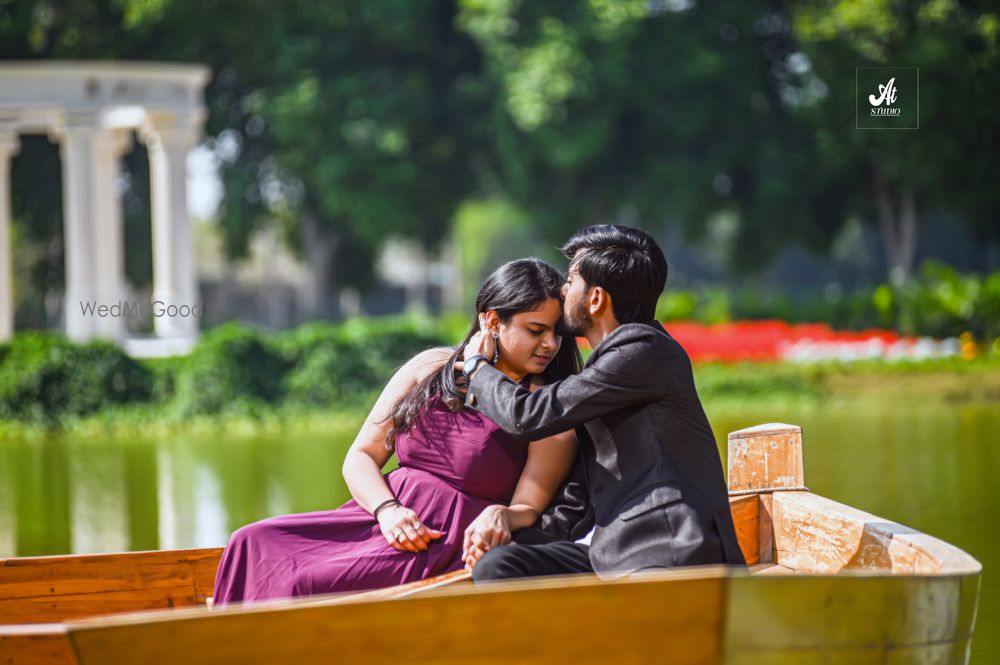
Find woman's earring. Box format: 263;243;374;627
492;332;500;364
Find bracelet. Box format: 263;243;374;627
373;498;400;520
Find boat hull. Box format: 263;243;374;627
58;566;980;665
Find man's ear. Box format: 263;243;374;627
589;287;611;316
483;310;502;335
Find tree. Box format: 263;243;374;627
3;0;489;318
455;0;838;267
789;0;1000;282
157;0;488;315
456;0;1000;281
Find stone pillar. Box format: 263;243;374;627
143;115;200;340
58;114;131;342
0;129;19;341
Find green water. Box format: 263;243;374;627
1;404;997;663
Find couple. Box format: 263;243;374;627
213;225;744;604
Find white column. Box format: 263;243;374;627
143;116;200;340
59;114;131;342
0;130;19;342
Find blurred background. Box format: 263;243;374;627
0;1;998;662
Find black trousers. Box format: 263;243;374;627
471;541;594;583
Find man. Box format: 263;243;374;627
458;225;745;580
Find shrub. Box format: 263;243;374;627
279;317;448;407
284;344;380;406
170;323;288;416
874;262;1000;340
334;316;449;376
0;332;153;423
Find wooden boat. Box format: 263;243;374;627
1;424;981;664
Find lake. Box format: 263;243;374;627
1;402;997;663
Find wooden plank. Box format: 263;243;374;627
747;564;795;576
1;561;200;600
727;424;803;493
0;549;222;623
757;494;773;565
0;586;204;625
0;624;75;665
67;567;731;665
770;492;981;575
344;569;472;601
728;495;759;566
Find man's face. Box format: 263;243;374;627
560;253;592;337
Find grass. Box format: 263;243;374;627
694;356;1000;410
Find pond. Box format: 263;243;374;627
1;402;997;663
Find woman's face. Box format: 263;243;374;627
493;297;563;376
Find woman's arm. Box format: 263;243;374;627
341;346;452;552
462;423;578;567
507;428;579;529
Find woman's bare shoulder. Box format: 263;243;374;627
401;346;454;381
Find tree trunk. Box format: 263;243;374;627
872;168;919;284
898;185;918;280
298;210;340;320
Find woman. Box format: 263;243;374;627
213;258;581;603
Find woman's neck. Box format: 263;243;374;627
492;359;526;384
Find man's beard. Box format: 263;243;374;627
560;295;591;337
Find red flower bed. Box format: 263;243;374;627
577;321;953;362
664;320;908;362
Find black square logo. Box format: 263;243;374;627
856;67;919;130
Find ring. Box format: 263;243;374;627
394;531;405;541
412;521;421;530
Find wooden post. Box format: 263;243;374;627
728;423;804;565
728;423;804;493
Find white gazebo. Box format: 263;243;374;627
0;61;210;356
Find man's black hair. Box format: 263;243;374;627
560;225;668;323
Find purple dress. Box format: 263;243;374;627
213;390;530;603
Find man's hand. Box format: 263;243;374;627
458;314;496;372
462;504;511;570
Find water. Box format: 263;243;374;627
1;403;997;662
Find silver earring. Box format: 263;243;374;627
492;332;500;363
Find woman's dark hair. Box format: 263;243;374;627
560;224;668;323
384;258;581;449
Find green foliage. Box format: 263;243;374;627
656;290;732;324
656;264;1000;341
284;343;379;407
0;319;451;424
277;317;448;408
694;362;828;402
789;0;1000;274
333;316;450;377
169;323;289;416
452;198;562;309
0;333;153;423
874;262;1000;339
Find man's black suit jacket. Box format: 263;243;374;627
466;321;746;576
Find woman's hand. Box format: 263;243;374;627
377;504;443;553
463;505;512;570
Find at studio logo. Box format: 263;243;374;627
868;77;900;116
856;67;918;129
